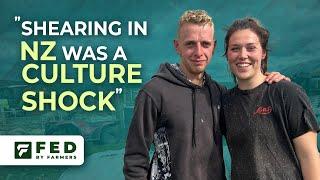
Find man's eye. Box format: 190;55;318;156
202;42;211;48
185;42;194;47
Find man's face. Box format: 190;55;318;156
174;23;215;75
227;29;266;81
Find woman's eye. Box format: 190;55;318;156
230;47;240;51
247;46;256;51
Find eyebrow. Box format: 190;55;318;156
229;42;258;46
184;40;213;44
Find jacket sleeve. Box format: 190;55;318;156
123;89;159;180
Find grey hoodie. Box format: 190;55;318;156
124;63;226;180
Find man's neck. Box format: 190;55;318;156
190;76;204;86
237;74;266;90
179;64;204;86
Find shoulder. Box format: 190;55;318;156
267;81;312;108
207;79;228;95
222;87;237;104
271;80;302;90
138;77;172;109
141;76;170;95
270;80;306;98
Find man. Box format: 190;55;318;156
123;10;285;180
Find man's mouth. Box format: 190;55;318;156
190;60;206;67
192;59;206;63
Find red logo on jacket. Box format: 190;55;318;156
254;106;272;115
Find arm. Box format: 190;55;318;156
293;131;320;180
123;90;158;180
282;82;320;179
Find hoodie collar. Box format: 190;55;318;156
170;63;206;87
153;62;209;89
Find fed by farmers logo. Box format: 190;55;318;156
15;142;32;159
14;140;77;160
0;136;84;165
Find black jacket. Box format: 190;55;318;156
124;63;227;180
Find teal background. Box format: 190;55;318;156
0;0;319;179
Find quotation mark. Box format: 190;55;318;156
14;16;21;22
115;88;122;94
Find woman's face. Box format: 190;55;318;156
226;29;266;82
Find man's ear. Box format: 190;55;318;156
212;40;217;55
174;39;180;54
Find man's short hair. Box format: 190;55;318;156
177;10;214;38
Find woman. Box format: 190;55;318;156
221;17;320;179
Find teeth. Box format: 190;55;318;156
237;63;250;67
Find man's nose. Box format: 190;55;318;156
194;43;203;56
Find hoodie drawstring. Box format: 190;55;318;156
192;88;196;147
208;85;218;146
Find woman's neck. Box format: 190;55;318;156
237;73;266;90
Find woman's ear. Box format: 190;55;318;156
262;50;266;60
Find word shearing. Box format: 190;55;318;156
21;21;147;36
